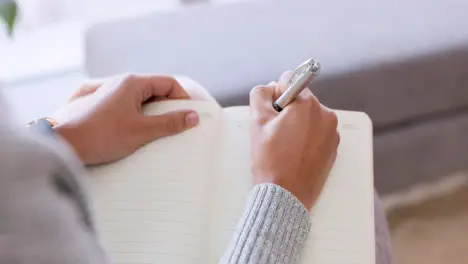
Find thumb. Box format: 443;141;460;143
141;110;199;141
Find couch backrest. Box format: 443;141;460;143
85;0;468;127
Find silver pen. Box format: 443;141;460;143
273;58;321;112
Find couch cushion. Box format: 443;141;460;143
375;111;468;193
85;0;468;129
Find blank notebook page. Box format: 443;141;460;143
211;107;375;264
89;101;221;264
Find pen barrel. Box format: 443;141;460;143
275;72;316;110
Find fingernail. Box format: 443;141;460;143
268;81;277;86
185;111;199;126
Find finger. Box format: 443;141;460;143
283;89;320;118
139;110;199;142
176;76;218;102
250;85;277;124
275;70;295;99
295;86;317;104
283;70;315;105
68;83;101;102
142;75;189;100
122;75;190;103
288;86;317;109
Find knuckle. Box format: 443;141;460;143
250;85;269;98
122;73;138;84
158;75;178;86
164;75;177;83
253;114;269;126
327;111;339;128
305;94;320;108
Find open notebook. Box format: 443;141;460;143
86;100;375;264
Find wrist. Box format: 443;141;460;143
253;172;316;211
273;180;316;211
254;184;311;218
54;123;91;165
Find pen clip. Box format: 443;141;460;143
273;58;321;112
287;58;321;87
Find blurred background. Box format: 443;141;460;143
1;0;468;263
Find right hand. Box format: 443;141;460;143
250;72;340;210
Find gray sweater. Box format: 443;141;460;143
0;97;311;264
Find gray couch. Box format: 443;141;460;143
85;0;468;194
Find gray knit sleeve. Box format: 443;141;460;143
0;129;108;264
220;183;311;264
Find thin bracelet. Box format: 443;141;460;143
27;118;57;137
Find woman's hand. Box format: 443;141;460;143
250;72;340;210
55;74;199;165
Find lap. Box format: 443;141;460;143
375;192;392;264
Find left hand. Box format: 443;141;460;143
55;74;200;165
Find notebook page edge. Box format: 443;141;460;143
217;106;375;264
90;99;222;263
